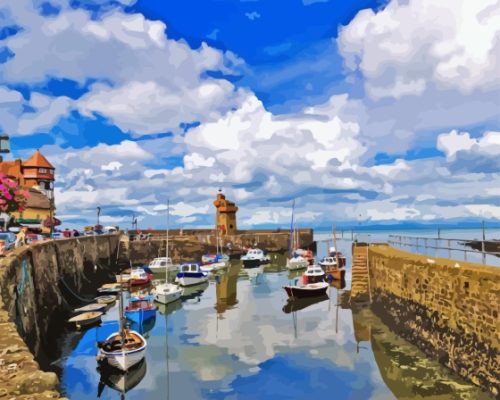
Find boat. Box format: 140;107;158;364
283;280;329;299
200;259;228;273
115;273;131;283
68;311;103;329
125;297;157;324
97;281;147;371
175;263;208;287
286;200;309;271
240;248;271;268
146;257;179;273
129;268;153;286
98;283;122;294
74;303;107;313
328;246;346;268
95;295;116;304
153;200;183;304
282;294;329;313
201;253;229;265
303;264;326;284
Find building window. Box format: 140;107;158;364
39;168;48;173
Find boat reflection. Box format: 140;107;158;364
156;297;182;316
282;294;329;314
329;277;346;290
128;315;156;338
181;281;209;301
97;358;147;399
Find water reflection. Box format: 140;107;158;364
282;294;329;313
97;359;147;399
58;251;492;400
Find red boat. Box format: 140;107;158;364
129;268;153;286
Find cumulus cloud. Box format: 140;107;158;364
338;0;500;99
0;0;243;136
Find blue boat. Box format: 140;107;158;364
125;298;157;324
175;263;209;287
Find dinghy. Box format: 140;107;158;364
68;311;103;329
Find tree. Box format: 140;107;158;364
0;173;29;215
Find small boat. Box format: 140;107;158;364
146;257;179;273
115;274;131;283
68;311;103;329
95;295;116;304
97;329;147;371
328;246;347;268
283;281;329;299
129;268;153;286
240;248;271;268
175;263;208;287
286;254;309;271
97;286;147;371
98;283;122;294
201;253;229;265
125;298;157;324
154;282;182;304
282;294;329;313
200;260;227;273
74;303;107;313
303;265;326;284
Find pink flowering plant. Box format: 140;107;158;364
0;173;29;214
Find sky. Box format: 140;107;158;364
0;0;499;230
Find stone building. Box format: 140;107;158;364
213;190;238;235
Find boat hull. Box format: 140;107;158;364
200;261;227;273
283;282;329;299
175;273;208;287
154;290;182;304
98;332;147;371
325;267;346;281
242;258;270;268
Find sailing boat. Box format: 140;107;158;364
154;200;183;305
318;225;346;280
201;218;229;272
286;200;309;271
97;278;147;371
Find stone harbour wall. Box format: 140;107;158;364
368;244;500;397
0;234;121;399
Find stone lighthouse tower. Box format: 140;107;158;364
213;189;238;235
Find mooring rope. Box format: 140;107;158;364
59;276;95;303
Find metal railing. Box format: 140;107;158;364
388;235;500;266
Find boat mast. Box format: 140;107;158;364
288;199;295;257
333;224;340;267
166;199;169;276
118;272;125;350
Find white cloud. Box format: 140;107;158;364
339;0;500;99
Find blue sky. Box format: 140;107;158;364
0;0;499;229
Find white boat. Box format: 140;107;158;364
153;200;184;304
97;280;147;371
303;265;326;284
240;248;271;268
200;261;227;273
175;263;208;287
318;256;338;268
68;311;103;329
74;303;107;313
147;257;179;273
286;255;309;270
154;282;182;304
97;330;147;371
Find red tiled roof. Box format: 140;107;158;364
23;150;54;169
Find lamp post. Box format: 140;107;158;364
0;133;11;162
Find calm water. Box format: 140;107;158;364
57;230;494;399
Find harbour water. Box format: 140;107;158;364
55;230;496;399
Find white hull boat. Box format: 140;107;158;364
147;257;179;273
175;263;208;287
240;248;271;268
200;261;227;273
286;256;309;271
154;282;182;304
98;331;147;371
175;275;208;287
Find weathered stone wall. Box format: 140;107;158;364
126;230;315;266
368;245;500;397
0;234;121;398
